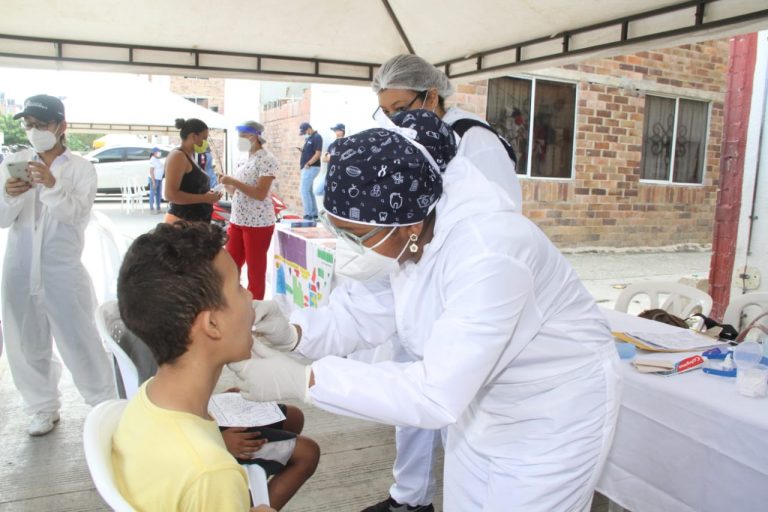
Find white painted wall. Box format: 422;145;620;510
223;78;262;173
733;30;768;295
309;83;379;155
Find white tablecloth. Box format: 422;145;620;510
598;308;768;512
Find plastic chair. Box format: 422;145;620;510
246;465;270;507
723;292;768;331
83;399;135;512
615;281;713;317
95;301;141;399
84;211;127;304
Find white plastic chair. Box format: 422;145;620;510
83;399;135;512
723;292;768;331
615;281;713;317
96;301;141;399
246;465;270;508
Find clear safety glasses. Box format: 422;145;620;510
318;210;388;254
371;90;428;120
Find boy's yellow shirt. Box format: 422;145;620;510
112;380;250;512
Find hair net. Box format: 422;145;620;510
372;54;455;98
324;128;444;226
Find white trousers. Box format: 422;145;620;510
3;292;116;415
390;426;441;506
442;353;621;511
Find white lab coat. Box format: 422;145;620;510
292;157;621;511
0;149;115;415
443;106;523;210
383;106;527;506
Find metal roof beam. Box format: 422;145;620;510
436;1;768;79
0;34;378;83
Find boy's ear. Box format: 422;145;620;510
193;309;223;340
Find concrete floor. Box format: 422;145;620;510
0;198;711;511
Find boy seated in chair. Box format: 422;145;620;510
112;222;317;511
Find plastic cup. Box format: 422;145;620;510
736;365;768;398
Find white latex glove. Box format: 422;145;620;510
230;341;312;404
251;300;299;352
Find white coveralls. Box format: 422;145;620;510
385;106;526;506
292;158;621;511
0;149;116;415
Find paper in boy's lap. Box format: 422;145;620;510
208;392;286;427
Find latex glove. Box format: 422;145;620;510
251;300;299;351
230;341;312;404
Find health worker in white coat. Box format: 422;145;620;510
368;53;525;511
374;54;522;211
0;95;116;437
232;112;622;512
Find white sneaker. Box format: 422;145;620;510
27;412;60;436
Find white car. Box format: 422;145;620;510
85;144;172;193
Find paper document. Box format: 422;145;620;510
613;330;730;352
208;393;285;427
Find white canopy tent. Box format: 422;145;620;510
0;0;766;83
60;78;228;133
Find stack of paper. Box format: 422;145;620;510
632;355;705;376
208;393;286;427
613;330;730;352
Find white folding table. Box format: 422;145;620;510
598;308;768;511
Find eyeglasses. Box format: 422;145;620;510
372;90;428;120
21;120;56;130
318;210;388;254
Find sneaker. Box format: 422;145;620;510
27;411;60;436
360;496;434;512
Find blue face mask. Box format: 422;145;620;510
304;134;310;140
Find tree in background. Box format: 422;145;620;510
0;113;27;147
66;133;104;154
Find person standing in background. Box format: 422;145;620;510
217;121;277;300
164;118;221;223
298;122;321;220
316;122;346;198
148;147;164;213
0;94;116;436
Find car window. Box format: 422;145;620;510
125;147;153;161
95;148;125;163
159;149;170;158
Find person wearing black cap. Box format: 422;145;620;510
316;123;346;198
231;111;620;512
0;94;116;436
298;122;322;220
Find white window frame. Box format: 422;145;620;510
490;75;579;180
640;93;711;186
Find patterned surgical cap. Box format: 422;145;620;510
324;128;444;225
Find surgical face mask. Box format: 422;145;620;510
303;134;310;141
194;139;209;154
334;227;411;282
238;137;252;152
25;125;59;153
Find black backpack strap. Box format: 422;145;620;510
451;118;517;165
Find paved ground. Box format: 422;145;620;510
0;197;712;511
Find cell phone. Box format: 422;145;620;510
6;161;32;183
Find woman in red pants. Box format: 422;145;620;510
218;121;277;299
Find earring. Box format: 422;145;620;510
409;233;419;253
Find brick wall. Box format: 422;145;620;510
170;77;226;113
447;38;729;248
260;89;312;211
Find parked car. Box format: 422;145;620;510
84;144;172;193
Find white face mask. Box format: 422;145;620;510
26;126;59;153
238;137;252;152
334;227;411;282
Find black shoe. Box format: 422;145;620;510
360;496;434;512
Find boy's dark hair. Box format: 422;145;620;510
117;222;228;365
